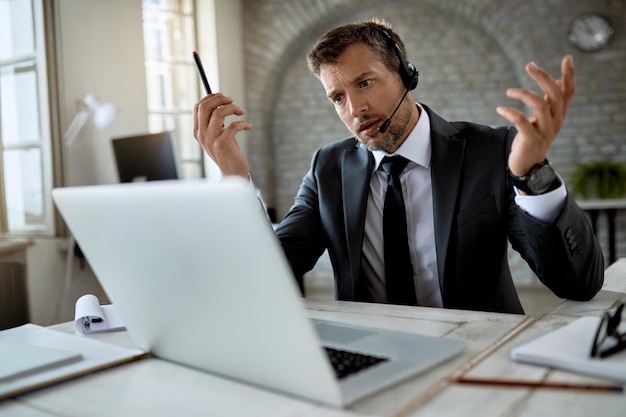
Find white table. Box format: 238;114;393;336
0;304;528;416
1;259;625;416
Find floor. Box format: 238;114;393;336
304;274;564;317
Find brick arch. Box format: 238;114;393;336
243;0;528;211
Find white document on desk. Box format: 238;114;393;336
511;316;626;384
0;323;146;400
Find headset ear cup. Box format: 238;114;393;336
403;63;419;90
375;28;419;91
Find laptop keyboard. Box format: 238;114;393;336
324;347;389;379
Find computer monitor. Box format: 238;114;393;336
111;132;179;183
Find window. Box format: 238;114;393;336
142;0;204;179
0;0;53;236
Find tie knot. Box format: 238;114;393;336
381;156;409;177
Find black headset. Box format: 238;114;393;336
374;28;419;91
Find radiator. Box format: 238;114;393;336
0;262;29;330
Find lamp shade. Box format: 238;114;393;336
83;93;118;130
63;94;118;147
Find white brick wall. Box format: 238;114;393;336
241;0;626;277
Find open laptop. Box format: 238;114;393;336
52;178;465;408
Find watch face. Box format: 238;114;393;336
529;165;556;193
568;13;614;52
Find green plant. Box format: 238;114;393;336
571;161;626;199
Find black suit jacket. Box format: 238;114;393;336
274;105;604;314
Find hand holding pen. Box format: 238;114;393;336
192;51;252;179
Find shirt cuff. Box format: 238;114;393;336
514;174;567;224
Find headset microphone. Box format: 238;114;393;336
378;87;411;134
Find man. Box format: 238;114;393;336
193;19;604;314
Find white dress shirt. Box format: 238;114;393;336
361;103;566;306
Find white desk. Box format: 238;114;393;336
420;259;626;417
1;259;625;416
1;304;528;416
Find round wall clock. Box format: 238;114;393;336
568;13;615;52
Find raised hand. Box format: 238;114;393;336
496;55;575;176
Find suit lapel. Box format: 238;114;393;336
341;144;373;296
424;106;465;287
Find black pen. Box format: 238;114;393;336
192;51;212;95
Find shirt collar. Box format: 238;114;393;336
371;103;431;172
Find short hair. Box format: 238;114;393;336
306;18;408;79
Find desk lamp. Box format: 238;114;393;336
57;93;117;322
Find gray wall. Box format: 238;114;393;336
240;0;626;272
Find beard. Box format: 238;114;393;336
352;101;413;153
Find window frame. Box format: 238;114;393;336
0;0;56;237
142;0;205;180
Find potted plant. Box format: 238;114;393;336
571;160;626;199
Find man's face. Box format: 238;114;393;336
319;42;417;153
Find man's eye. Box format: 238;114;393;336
333;94;344;104
358;80;371;88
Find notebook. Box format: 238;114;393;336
0;324;146;400
511;316;626;384
0;342;82;382
52;178;466;408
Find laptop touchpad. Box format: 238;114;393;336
313;321;376;344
